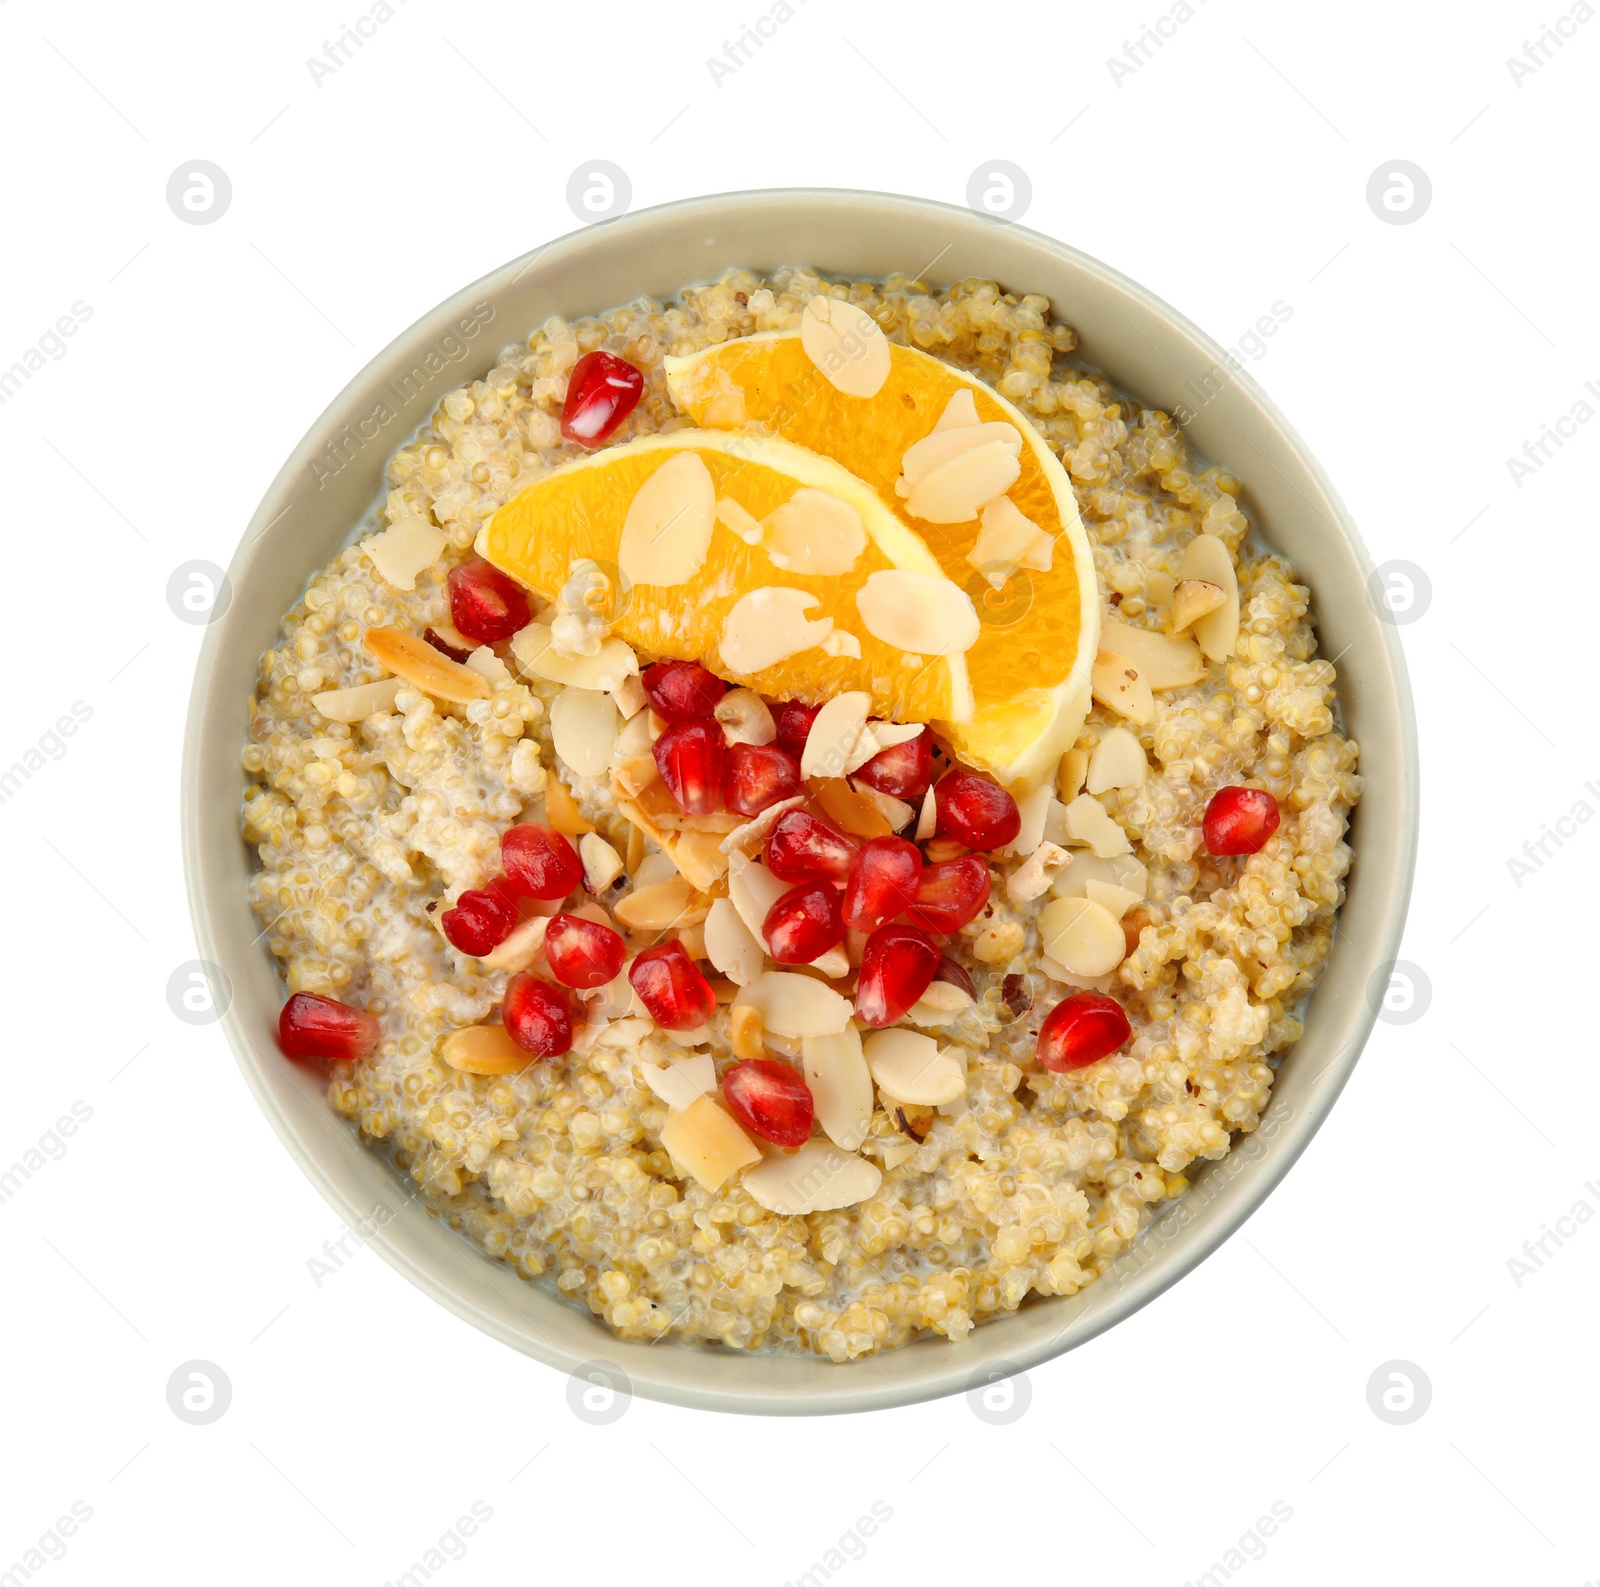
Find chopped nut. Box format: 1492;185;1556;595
481;915;550;974
972;919;1025;965
741;1140;883;1214
764;488;867;575
440;1024;531;1075
360;516;445;591
1001;972;1034;1018
580;832;624;892
714;688;777;747
1005;840;1070;903
799;294;891;399
1039;895;1126;977
933;958;976;997
1177;533;1241;660
660;1094;760;1191
1086;726;1148;794
618;450;715;588
1099;619;1204;689
311;678;401;723
613;876;709;932
1058;748;1089;802
365;627;490;704
544;775;595;836
1063;793;1133;857
803;1028;874;1151
705;896;764;986
810;777;892;838
1091;651;1155;725
1167;578;1227;636
719;586;835;675
733;970;853;1039
864;1028;966;1105
730;1002;765;1061
855;570;980;655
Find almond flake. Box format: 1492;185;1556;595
799;295;891;398
733;970;853;1039
579;832;624;891
439;1024;530;1076
719;794;807;857
704;896;764;985
933;388;981;430
851;783;915;832
480;914;550;973
967;496;1054;587
1005;840;1071;903
549;688;618;779
669;828;731;892
864;1028;967;1106
820;629;862;659
726;851;792;941
741;1140;883;1214
660;1094;760;1191
897;422;1023;496
640;1052;716;1112
1085;878;1143;919
1167;578;1227;636
311;678;401;723
1099;620;1204;690
801;691;874;780
466;646;513;687
609;672;648;720
365;627;490;704
808;945;851;979
716;496;765;547
1090;651;1155;725
1062;793;1132;858
618;450;715;587
1001;783;1052;857
1177;533;1241;661
1049;850;1148;902
714;688;776;746
764;488;867;575
802;1029;874;1152
1058;749;1089;802
905;441;1022;524
915;785;938;841
614;875;708;932
1039;895;1126;977
360;516;446;591
880;1141;918;1171
855;571;979;657
718;587;834;675
510;622;641;692
1086;726;1148;794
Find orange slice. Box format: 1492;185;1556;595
475;429;974;725
665;332;1099;787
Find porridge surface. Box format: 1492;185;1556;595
242;268;1359;1360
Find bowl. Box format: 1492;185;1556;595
182;188;1418;1415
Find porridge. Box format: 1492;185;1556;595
243;268;1359;1361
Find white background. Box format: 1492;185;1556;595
0;0;1591;1580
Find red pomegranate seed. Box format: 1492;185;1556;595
934;769;1021;850
842;836;923;933
723;741;803;818
1036;992;1132;1072
501;823;583;900
439;878;521;956
722;1057;814;1148
1202;786;1281;856
277;992;380;1065
629;941;716;1031
764;882;845;964
503;972;573;1057
654;719;725;815
906;855;992;933
641;660;726;723
544;912;626;989
854;923;941;1027
855;727;934;800
772;698;822;756
446;559;531;645
560;350;645;447
764;809;860;884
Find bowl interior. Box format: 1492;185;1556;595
184;190;1417;1414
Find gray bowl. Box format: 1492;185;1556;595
182;189;1418;1415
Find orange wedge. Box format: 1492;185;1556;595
665;332;1099;787
475;429;974;725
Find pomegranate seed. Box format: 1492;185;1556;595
723;741;803;818
772;698;822;755
439;878;521;956
764;809;860;884
1036;992;1132;1072
501;823;583;900
934;770;1021;850
277;992;380;1065
654;719;725;815
722;1058;814;1148
544;912;626;989
641;660;726;723
842;836;923;933
503;972;573;1058
906;855;992;933
629;941;716;1031
1203;786;1281;855
764;882;845;964
446;559;531;645
854;923;941;1027
855;727;934;800
560;350;645;447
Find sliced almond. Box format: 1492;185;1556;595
714;688;776;747
549;689;618;780
741;1140;882;1214
851;784;915;832
1001;782;1052;857
802;1028;874;1151
881;1140;918;1171
933;388;981;430
1085;878;1143;919
855;571;979;657
906;441;1022;524
597;1016;651;1048
720;794;807;857
864;1028;967;1106
618;451;715;588
801;691;874;780
730;1001;765;1060
1042;795;1072;847
727;852;792;941
915;785;938;841
1090;651;1155;725
1167;578;1227;636
718;587;834;675
440;1024;531;1076
1058;748;1089;802
811;776;892;838
543;775;594;837
820;628;862;659
898;422;1023;494
808;945;851;979
670;827;731;892
799;295;891;399
360;516;446;591
640;1052;716;1112
466;646;514;688
311;678;401;723
609;671;648;720
365;628;490;704
579;832;624;892
1049;850;1148;902
1086;726;1148;794
966;495;1054;586
715;495;765;547
906;978;975;1025
1100;619;1204;690
734;970;853;1039
510;623;640;692
1005;840;1071;904
764;488;867;575
481;914;550;973
706;897;765;985
660;1094;760;1191
1063;793;1132;858
1039;895;1126;977
614;875;709;932
1177;533;1241;661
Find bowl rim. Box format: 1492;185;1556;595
183;186;1418;1414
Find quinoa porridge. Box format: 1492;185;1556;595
243;268;1359;1361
